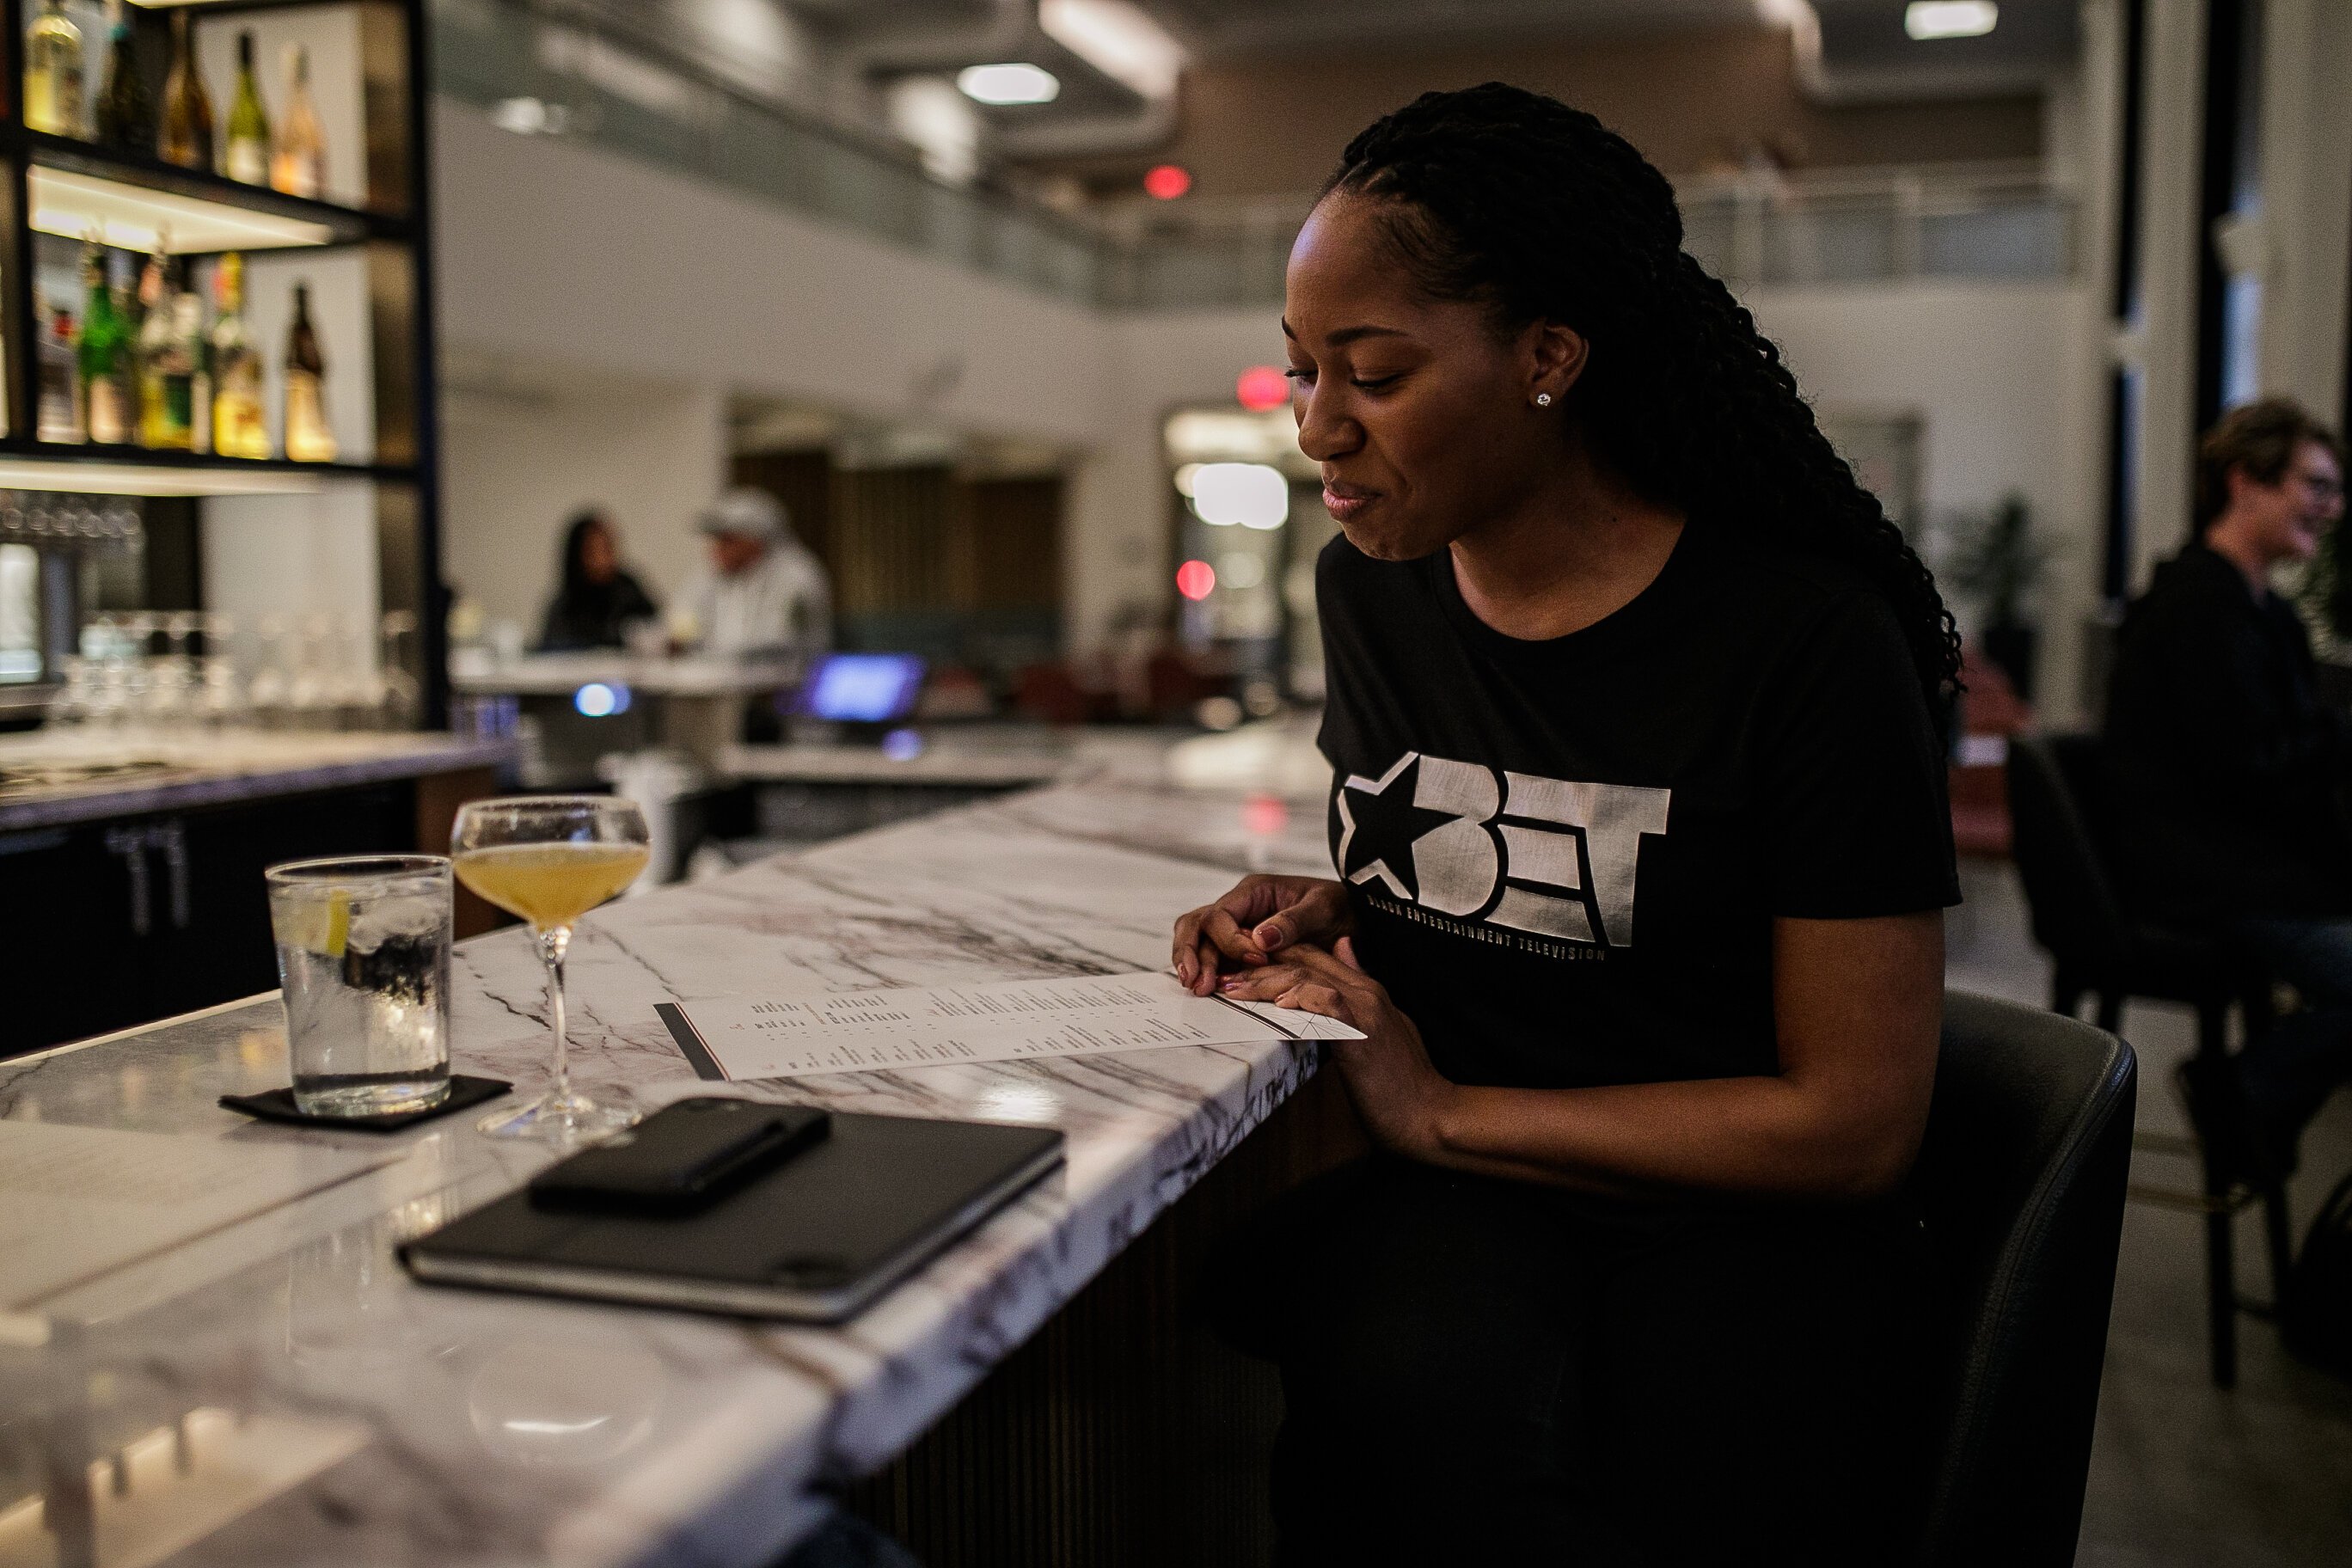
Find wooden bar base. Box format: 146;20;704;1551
844;1065;1368;1567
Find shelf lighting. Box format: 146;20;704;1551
0;460;334;497
956;64;1061;106
1905;2;1998;40
28;166;336;254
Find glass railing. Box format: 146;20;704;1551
1678;167;2078;289
428;1;2079;309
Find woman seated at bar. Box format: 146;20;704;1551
536;508;659;652
1173;84;1957;1565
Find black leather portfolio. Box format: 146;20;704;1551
401;1109;1065;1322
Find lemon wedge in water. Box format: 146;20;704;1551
276;888;352;959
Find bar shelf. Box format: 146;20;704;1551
0;0;444;720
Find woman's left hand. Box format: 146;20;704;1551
1218;937;1455;1160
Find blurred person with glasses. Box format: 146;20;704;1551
2104;397;2352;1180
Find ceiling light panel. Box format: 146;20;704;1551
956;63;1062;105
1905;2;1999;40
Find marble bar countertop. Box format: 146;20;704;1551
0;731;516;832
0;720;1337;1568
721;722;1344;797
449;652;799;698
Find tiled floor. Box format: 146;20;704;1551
1947;862;2352;1566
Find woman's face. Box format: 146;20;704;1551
579;523;618;584
1283;192;1580;560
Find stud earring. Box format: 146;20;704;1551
1534;393;1553;407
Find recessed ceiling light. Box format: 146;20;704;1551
1905;1;1998;40
956;63;1061;106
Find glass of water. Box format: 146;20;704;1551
267;855;454;1118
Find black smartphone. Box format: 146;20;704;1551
530;1099;830;1212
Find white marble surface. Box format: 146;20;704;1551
450;653;798;698
0;721;1335;1566
0;731;514;831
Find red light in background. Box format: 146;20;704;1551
1144;163;1192;200
1234;364;1289;411
1240;793;1289;837
1176;560;1216;600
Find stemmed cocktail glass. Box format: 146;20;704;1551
452;795;650;1142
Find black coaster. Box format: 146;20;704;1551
219;1075;513;1131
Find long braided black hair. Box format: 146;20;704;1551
1326;83;1963;710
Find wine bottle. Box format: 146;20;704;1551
38;304;84;444
78;241;131;446
138;254;192;450
211;253;269;459
271;45;324;199
283;281;338;462
157;9;214;170
224;30;271;185
25;0;86;138
94;0;152;155
185;261;213;455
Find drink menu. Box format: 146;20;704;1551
666;970;1361;1081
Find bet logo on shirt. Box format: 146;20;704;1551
1334;751;1670;949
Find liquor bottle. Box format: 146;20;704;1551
157;9;214;170
38;304;83;444
138;255;193;449
25;0;86;138
94;0;152;156
283;281;337;462
182;265;212;455
211;253;268;459
224;30;271;185
77;242;131;445
131;239;163;337
271;45;324;199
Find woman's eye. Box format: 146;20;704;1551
1351;374;1403;393
1283;367;1315;385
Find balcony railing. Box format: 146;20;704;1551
428;1;2079;311
1678;166;2079;289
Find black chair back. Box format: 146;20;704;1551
2006;733;2131;976
1914;991;2137;1567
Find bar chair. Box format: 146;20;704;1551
2006;732;2291;1387
1914;992;2136;1566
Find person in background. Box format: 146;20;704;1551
679;487;831;661
2104;397;2352;1179
536;509;658;652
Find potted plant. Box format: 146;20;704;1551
1944;493;2055;701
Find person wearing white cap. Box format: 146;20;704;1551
678;487;831;661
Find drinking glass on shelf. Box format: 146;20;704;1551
450;796;651;1142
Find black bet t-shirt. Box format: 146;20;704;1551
1316;521;1958;1091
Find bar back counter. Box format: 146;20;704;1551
0;726;1352;1566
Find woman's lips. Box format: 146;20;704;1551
1323;483;1379;522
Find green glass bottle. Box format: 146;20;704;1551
224;30;270;185
77;240;131;446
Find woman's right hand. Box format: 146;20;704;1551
1171;875;1352;995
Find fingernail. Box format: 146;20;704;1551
1255;923;1281;944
